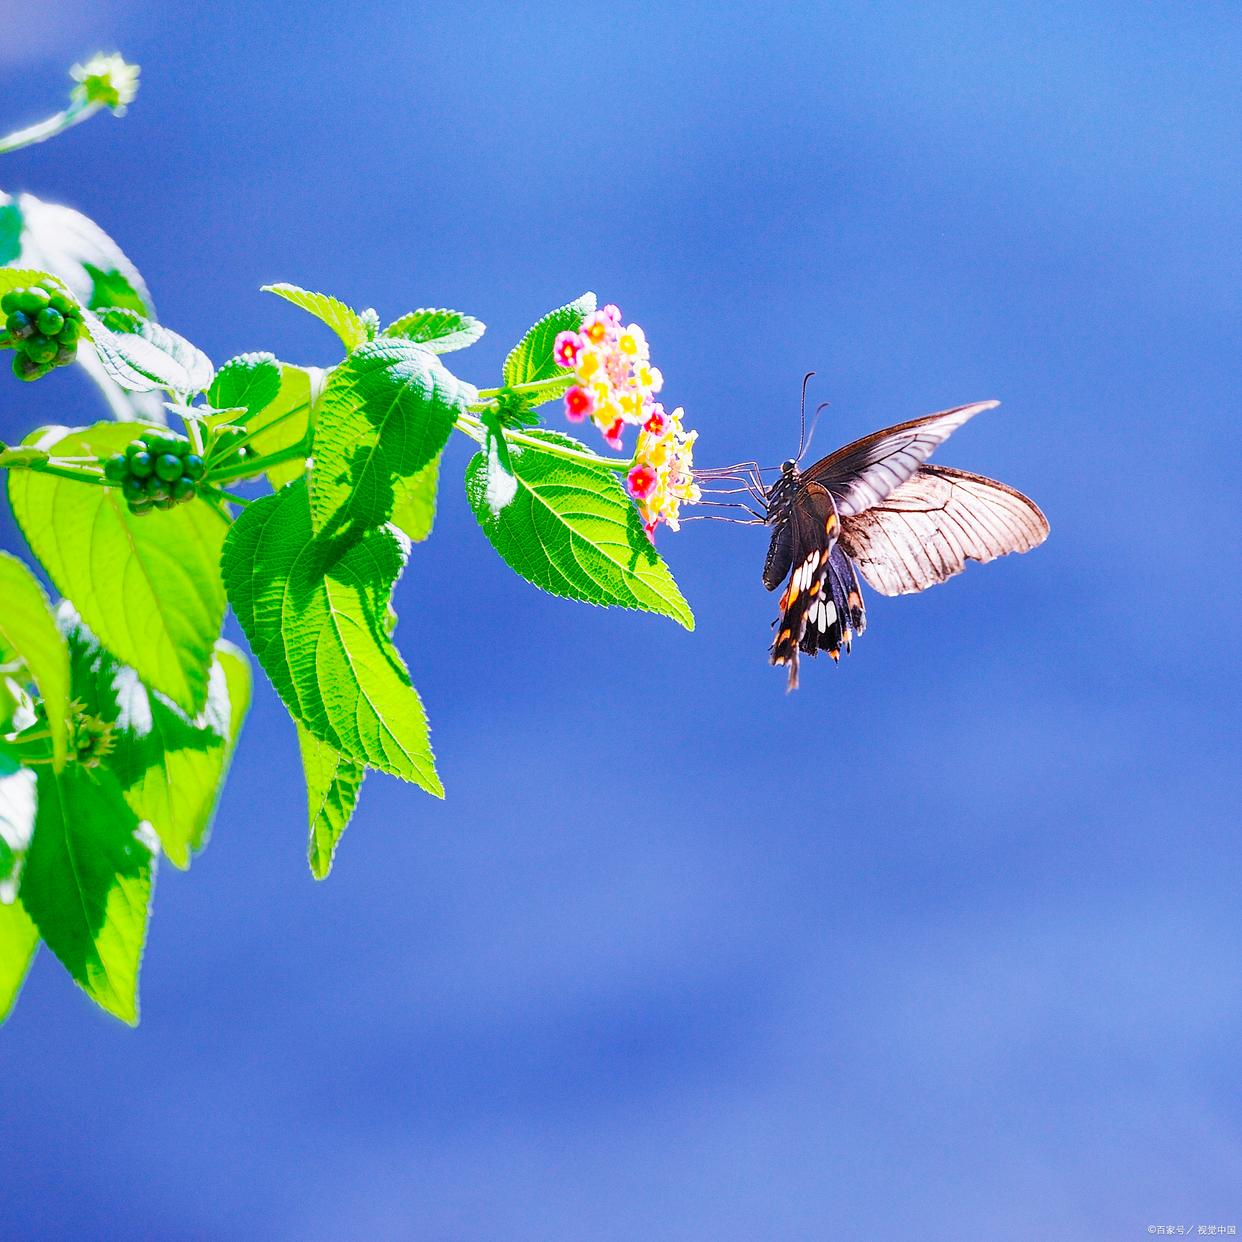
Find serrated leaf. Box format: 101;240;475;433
382;308;485;353
0;552;71;771
309;339;470;532
391;454;441;542
62;610;251;869
91;308;214;395
0;203;22;266
20;763;156;1025
207;351;282;418
466;431;694;629
502;292;595;389
262;283;369;350
83;263;148;316
8;423;227;715
297;722;365;880
222;479;441;794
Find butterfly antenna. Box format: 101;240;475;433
795;371;816;461
797;402;832;465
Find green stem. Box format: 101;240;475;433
209;437;309;484
229;400;310;451
474;372;574;403
453;411;633;473
0;100;100;156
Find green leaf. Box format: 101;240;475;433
502;292;595;390
20;763;156;1025
91;308;214;395
309;339;471;532
207;351;282;418
262;283;369;350
466;430;694;630
8;423;227;715
0;203;22;265
391;454;441;543
238;362;322;490
0;552;71;771
0;753;38;1023
382;308;485;353
62;610;251;869
83;263;149;316
476;408;518;515
0;896;39;1023
297;723;365;880
222;479;441;794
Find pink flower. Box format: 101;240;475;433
553;331;581;368
604;418;625;448
643;406;667;436
564;385;594;421
627;463;657;499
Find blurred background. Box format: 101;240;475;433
1;2;1239;1237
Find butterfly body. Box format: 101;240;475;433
759;400;1048;689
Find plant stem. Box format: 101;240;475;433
209;437;309;483
0;101;100;156
453;411;633;473
474;372;573;403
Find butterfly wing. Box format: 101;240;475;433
770;482;840;689
838;464;1049;596
803;400;999;516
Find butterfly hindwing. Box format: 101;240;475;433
837;464;1049;596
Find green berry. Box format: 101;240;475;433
35;307;64;337
14;287;50;316
155;496;178;511
126;438;150;458
5;311;34;341
183;453;206;480
128;500;154;517
11;353;45;381
128;450;154;479
48;292;75;316
55;344;77;366
0;291;19;315
57;318;80;344
155;452;183;482
103;454;129;482
171;477;196;503
121;476;146;501
24;336;56;365
146;478;171;502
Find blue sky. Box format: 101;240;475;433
2;3;1240;1237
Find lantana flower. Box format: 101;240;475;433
627;405;701;533
553;304;698;533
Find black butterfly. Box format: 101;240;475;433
697;388;1049;689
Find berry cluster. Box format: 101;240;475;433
2;285;82;381
103;431;206;516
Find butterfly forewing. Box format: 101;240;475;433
803;400;998;516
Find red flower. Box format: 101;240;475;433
627;463;657;499
564;385;594;422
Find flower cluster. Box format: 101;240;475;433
555;305;664;449
554;305;699;533
626;407;701;534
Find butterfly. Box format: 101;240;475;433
696;386;1049;689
